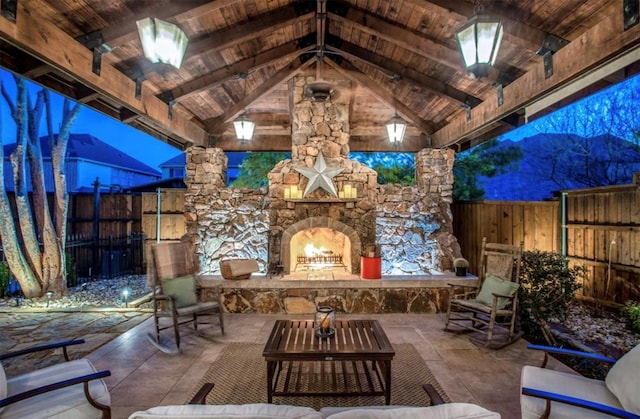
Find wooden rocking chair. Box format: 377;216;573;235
445;237;524;349
147;241;224;354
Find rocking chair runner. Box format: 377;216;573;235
445;237;524;348
148;241;224;353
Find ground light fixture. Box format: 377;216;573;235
136;17;189;69
385;114;406;144
122;288;130;308
455;14;503;77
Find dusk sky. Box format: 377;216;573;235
0;69;183;171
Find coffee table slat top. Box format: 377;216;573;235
263;319;394;360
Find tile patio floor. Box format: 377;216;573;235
87;313;573;419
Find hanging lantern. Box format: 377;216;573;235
385;115;407;144
455;15;503;77
136;17;189;69
233;115;256;141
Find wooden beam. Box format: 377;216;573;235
0;2;208;145
164;42;315;102
326;41;478;105
205;56;316;133
99;0;235;48
324;57;435;134
431;11;640;148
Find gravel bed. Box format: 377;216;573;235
0;275;152;309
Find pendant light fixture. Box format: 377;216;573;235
386;76;406;144
455;0;503;79
233;73;255;142
136;17;189;69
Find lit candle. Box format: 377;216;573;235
321;316;331;333
339;190;345;199
284;187;291;199
350;186;357;198
344;184;352;198
290;185;298;199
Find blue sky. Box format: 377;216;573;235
0;69;183;171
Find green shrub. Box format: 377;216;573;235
623;301;640;334
518;250;585;344
65;253;78;287
0;261;10;298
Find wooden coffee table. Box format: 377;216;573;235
262;319;395;404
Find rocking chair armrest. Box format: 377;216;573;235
0;339;85;361
422;384;445;406
188;383;215;404
521;387;638;419
491;292;517;299
526;343;617;368
0;369;111;408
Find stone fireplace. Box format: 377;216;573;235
183;76;461;278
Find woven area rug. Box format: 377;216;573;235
188;343;449;410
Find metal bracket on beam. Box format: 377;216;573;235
536;33;569;80
135;77;145;101
624;0;639;30
208;136;216;147
423;135;432;148
493;82;504;107
1;0;17;22
76;30;112;75
168;100;177;120
462;103;472;123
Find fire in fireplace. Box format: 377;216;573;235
289;227;352;274
295;244;346;271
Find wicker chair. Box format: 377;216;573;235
445;237;524;349
148;241;224;353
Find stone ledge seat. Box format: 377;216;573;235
220;259;260;280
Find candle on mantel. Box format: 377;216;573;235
290;185;298;199
350;186;357;198
338;190;345;199
344;184;352;198
284;187;291;199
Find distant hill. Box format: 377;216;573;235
478;133;640;201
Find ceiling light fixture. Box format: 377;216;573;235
136;17;189;69
386;114;407;144
233;74;255;142
455;11;503;77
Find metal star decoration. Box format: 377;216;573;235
295;152;344;197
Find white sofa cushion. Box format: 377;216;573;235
3;358;110;419
322;404;500;418
128;403;323;419
521;365;624;419
605;343;640;414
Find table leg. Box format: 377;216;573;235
383;360;391;405
266;361;274;403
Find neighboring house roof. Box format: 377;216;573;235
3;133;161;176
159;153;185;168
158;151;247;169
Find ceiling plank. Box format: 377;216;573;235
164;42;315;103
185;8;315;60
431;10;640;148
326;41;478;106
324;57;434;135
205;56;316;133
327;6;462;71
0;1;209;146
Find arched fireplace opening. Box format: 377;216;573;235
280;217;361;276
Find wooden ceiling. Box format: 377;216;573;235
1;0;640;153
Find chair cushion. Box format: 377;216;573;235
127;403;322;418
323;404;501;418
4;358;110;419
521;365;623;419
0;362;6;414
475;275;518;309
162;275;198;308
605;343;640;414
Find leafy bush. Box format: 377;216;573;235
623;301;640;334
0;261;10;298
518;250;585;344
